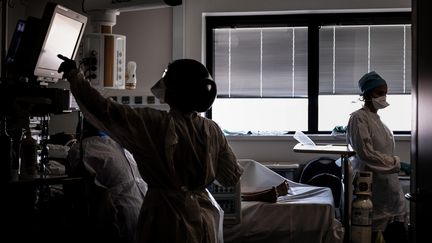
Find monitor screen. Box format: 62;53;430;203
34;3;87;82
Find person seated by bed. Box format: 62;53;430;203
67;118;147;243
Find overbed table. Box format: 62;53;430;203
293;143;355;243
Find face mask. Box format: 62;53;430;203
372;95;389;110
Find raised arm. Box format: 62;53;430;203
57;55;159;156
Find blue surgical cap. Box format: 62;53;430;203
358;71;387;94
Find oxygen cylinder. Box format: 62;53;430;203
351;171;373;243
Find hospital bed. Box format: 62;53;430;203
223;159;344;243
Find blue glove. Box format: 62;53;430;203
57;54;77;79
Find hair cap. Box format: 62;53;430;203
358;71;387;94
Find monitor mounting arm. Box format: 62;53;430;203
83;0;182;33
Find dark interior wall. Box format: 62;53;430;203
410;0;432;242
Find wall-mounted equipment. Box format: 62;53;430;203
82;33;126;89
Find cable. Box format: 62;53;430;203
8;0;15;8
81;0;87;14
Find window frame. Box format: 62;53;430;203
205;11;411;134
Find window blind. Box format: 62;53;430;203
319;25;411;95
214;27;308;98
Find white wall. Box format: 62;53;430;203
4;0;412;165
179;0;411;60
113;7;173;95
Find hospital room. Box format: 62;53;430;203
0;0;431;242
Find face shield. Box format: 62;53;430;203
152;59;218;113
150;69;168;103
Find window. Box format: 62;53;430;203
212;27;308;133
318;25;411;131
206;12;411;134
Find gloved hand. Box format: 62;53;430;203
57;54;77;80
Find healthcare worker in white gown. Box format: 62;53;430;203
346;71;408;243
68;118;148;243
58;56;243;243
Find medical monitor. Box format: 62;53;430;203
33;3;87;82
6;2;87;84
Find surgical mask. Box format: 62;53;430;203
372;95;389;110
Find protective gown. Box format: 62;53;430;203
67;70;243;243
68;135;148;242
346;107;407;231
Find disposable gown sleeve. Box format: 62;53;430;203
347;113;400;174
214;128;243;187
67;70;159;160
67;142;95;177
83;143;117;188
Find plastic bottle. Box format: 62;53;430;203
20;127;38;178
0;117;14;183
125;61;137;90
351;171;373;243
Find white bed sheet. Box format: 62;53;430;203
223;159;344;243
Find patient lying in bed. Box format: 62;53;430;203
223;159;344;243
241;180;289;203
